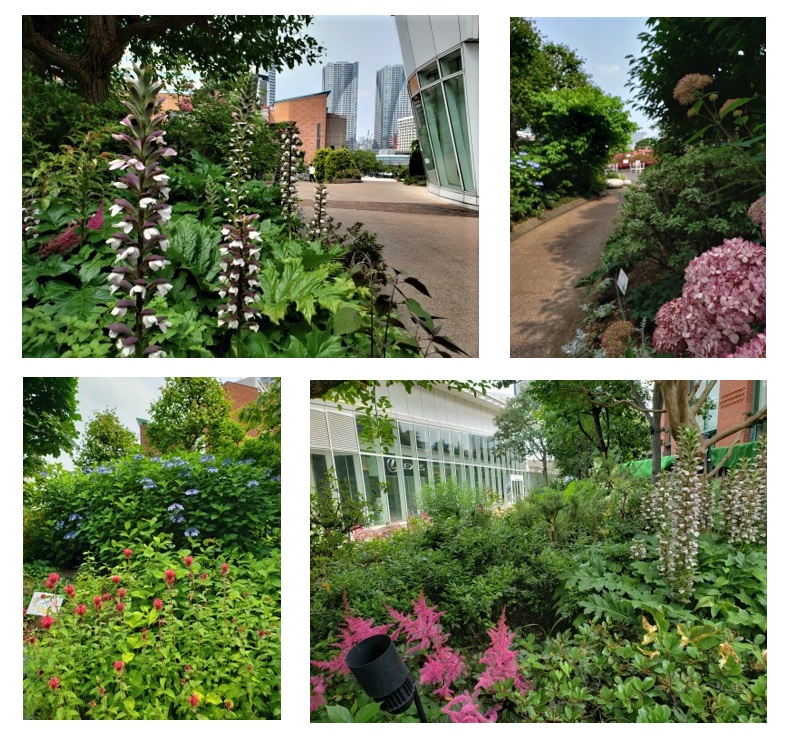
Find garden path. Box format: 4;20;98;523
297;179;478;357
510;190;625;357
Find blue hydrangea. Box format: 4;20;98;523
69;513;83;522
141;477;156;489
170;514;186;524
96;465;112;474
133;454;145;461
207;467;219;473
272;475;281;482
150;456;161;462
222;458;233;466
241;458;255;465
185;488;199;496
185;527;200;538
162;461;175;469
64;531;77;540
534;181;544;187
247;480;259;488
55;520;64;530
167;502;184;512
201;454;215;463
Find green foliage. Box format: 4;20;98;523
145;378;238;454
418;480;496;523
23;533;281;719
75;409;139;469
314;148;362;181
596;145;762;321
25;451;280;569
311;472;377;559
23;378;81;477
627;17;765;149
352;149;378;173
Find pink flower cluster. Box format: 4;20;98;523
475;609;532;695
748;195;766;240
652;298;686;356
177;100;194;113
310;613;390;680
681;237;766;357
673;73;714;105
388;592;447;655
725;332;766;358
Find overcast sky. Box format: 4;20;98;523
275;15;404;141
530;17;656;137
50;378;249;470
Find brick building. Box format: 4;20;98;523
270;92;347;164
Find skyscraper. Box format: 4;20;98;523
322;61;359;149
374;64;411;151
256;64;276;107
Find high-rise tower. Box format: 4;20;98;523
322;61;359;149
374;64;411;151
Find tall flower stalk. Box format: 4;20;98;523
279;125;303;236
106;64;174;358
217;75;263;341
307;184;329;241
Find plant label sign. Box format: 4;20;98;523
27;592;63;616
617;269;629;295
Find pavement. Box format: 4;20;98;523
510;190;625;357
296;178;478;357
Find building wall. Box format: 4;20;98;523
323;62;359;149
395;15;479;207
326;113;348;150
715;381;756;446
310;384;542;527
271;93;331;164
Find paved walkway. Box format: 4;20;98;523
510;190;624;357
297;179;478;357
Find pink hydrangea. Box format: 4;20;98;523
653;298;686;356
673;73;714;105
748;195;766;240
178;100;194;113
680;237;766;357
442;691;499;723
388;592;447;654
475;609;532;696
419;644;467;699
725;333;766;357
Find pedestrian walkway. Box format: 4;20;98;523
510;191;624;357
297;179;478;357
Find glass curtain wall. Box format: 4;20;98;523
410;47;473;194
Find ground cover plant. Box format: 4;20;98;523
22;63;461;357
24;437;282;718
309;438;767;722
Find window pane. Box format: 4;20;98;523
417;62;440;87
430;427;442;458
421;83;462;189
439;49;463;77
443;75;473;191
415;425;429;457
384;456;404;522
360;455;386;525
411;94;438;186
399;422;414;455
403;460;419;517
333;454;360;502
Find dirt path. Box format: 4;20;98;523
510;191;624;357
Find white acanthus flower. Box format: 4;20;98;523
143;227;160;240
158;206;173;221
140;197;157;208
115;221;134;233
142;314;159;329
109;204;124;217
148;258;169;271
130;284;146;298
113;182;129;189
106;237;122;249
117;246;140;262
109;158;128;170
155;283;173;297
153;173;170;183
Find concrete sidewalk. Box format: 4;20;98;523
510;191;624;357
297;179;478;357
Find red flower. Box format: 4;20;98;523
164;569;176;586
153;598;164;611
184;555;194;567
141;627;148;640
64;584;75;597
28;636;36;644
46;573;60;588
221;563;229;575
93;596;103;610
113;660;125;673
75;603;87;617
41;615;54;630
123;548;133;558
111;575;121;585
188;693;200;708
225;700;233;711
258;630;265;638
117;602;125;612
86;203;104;230
48;677;60;690
184;664;191;672
198;572;208;580
102;592;111;601
99;686;106;696
117;588;126;600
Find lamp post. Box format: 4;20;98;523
345;634;428;722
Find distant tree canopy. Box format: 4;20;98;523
23;378;80;477
627;17;766;149
75;408;138;469
22;15;322;103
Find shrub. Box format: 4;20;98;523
23;534;280;719
26;452;280;568
418;480;495;523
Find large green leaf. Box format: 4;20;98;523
42;282;111;321
167;215;221;289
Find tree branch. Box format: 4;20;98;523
702;406;766;450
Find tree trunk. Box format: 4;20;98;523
650;383;664;482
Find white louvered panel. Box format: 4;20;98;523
310;409;330;448
327;412;359;452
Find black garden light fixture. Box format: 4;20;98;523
345;634;428;723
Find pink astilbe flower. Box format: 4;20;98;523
725;332;766;357
653;297;686;356
177;100;194;113
310;613;391;679
748;195;766;240
475;609;531;696
419;644;467;699
680;237;766;357
673;73;714;105
38;223;81;257
309;674;327;712
388;592;447;654
86;203;104;230
442;691;499;723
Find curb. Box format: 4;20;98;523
510;192;610;242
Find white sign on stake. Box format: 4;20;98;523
27;592;63;616
617;268;629;295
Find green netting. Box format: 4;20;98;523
621;441;759;477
